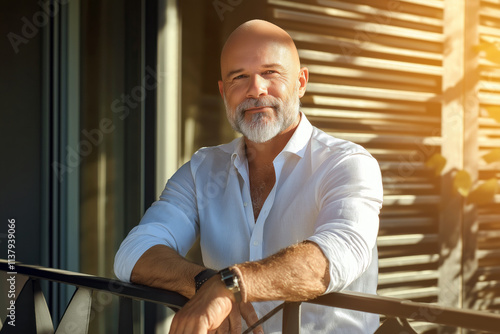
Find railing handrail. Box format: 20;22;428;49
308;291;500;333
2;259;500;333
0;259;188;310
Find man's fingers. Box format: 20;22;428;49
228;302;242;333
239;302;264;334
216;318;229;334
170;314;197;334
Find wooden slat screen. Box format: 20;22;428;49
268;0;443;314
473;0;500;314
267;0;500;332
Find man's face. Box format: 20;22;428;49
219;41;305;143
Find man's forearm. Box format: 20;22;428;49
131;244;205;298
235;241;330;302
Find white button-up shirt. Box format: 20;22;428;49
115;113;383;333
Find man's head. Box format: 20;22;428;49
218;20;308;143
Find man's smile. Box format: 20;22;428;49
244;106;274;114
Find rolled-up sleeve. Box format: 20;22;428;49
308;153;383;293
114;162;199;282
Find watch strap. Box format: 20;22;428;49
194;268;218;292
230;266;247;303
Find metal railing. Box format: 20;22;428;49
1;259;500;333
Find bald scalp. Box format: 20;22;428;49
220;20;300;79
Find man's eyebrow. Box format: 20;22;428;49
226;68;244;79
262;63;285;70
225;63;286;79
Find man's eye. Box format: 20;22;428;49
263;70;277;75
233;75;246;80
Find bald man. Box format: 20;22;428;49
115;20;383;333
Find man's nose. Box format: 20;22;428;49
246;74;268;98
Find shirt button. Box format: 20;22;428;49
244;202;248;207
253;241;259;246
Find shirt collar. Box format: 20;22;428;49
223;111;313;165
280;111;312;159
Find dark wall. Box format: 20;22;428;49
0;2;43;265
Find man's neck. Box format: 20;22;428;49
244;114;301;166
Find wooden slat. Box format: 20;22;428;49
269;0;365;20
306;82;440;102
329;132;442;146
378;161;428;171
478;249;500;260
298;49;443;75
378;270;439;285
289;31;443;61
480;67;500;80
378;286;439;299
369;147;433;157
478;230;500;240
480;57;500;67
475;280;500;292
378;234;438;246
478;214;500;225
479;128;500;137
478;137;500;148
479;25;500;37
480;5;500;20
316;0;443;27
477;265;500;281
307;95;428;112
273;8;445;42
383;183;436;192
305;64;440;86
302;108;440;123
398;0;445;9
380;217;434;229
478;116;500;127
481;0;500;6
378;254;440;268
383;195;441;206
479;91;500;104
479;80;500;92
313;120;437;135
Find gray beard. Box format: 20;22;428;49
224;92;301;143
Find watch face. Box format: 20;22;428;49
220;268;240;291
220;268;242;303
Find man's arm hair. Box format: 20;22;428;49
131;244;205;298
235;241;330;302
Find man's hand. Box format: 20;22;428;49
215;302;264;334
169;275;263;334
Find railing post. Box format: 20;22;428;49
282;302;301;334
118;296;134;334
0;278;54;334
55;288;92;334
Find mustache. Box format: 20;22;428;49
235;96;281;114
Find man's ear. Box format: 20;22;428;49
218;80;224;98
298;67;309;98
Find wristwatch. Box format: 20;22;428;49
219;267;242;303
